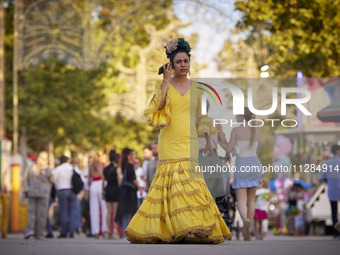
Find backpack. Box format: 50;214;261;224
71;166;84;195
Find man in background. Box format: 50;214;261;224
54;154;81;238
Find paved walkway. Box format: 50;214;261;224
1;232;339;255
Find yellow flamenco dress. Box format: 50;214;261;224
125;80;232;243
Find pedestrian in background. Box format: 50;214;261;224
134;157;147;207
23;151;53;240
89;151;108;239
146;143;159;190
321;144;340;239
254;181;270;240
103;150;121;239
54;153;80;238
115;148;144;237
219;107;262;241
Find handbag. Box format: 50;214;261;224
71;166;84;195
121;164;137;191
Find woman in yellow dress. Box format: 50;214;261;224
125;38;231;244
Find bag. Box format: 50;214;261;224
71;166;84;195
121;164;137;191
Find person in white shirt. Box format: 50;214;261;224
54;154;81;238
134;157;147;206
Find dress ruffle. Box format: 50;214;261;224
196;116;218;138
144;80;171;129
124;158;232;244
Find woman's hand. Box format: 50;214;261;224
203;143;213;158
163;62;172;81
139;187;145;197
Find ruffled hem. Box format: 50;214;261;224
144;80;171;129
124;158;232;244
196;116;218;138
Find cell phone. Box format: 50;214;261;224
158;63;171;75
158;66;164;75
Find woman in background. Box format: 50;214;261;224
103;150;121;239
89;151;107;238
219;107;262;241
115;148;144;237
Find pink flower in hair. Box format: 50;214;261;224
166;39;178;54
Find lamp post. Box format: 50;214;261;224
11;0;20;233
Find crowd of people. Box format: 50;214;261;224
22;145;161;240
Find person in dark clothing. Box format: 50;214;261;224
102;150;121;239
114;148;144;237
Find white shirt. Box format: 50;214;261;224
54;162;81;191
141;160;149;176
255;188;269;211
135;166;147;199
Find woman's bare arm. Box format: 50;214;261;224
219;128;237;153
158;63;172;110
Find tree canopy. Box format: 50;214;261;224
235;0;340;77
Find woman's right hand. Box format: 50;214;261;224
163;62;172;81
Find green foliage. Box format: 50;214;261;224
235;0;340;77
19;58;106;150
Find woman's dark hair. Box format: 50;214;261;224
109;150;117;164
120;148;134;173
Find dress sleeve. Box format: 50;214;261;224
143;80;171;129
195;88;218;138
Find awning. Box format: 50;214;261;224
317;101;340;122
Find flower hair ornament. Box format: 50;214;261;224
165;38;191;59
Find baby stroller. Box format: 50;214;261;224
215;154;240;240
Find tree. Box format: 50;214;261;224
235;0;340;77
18;59;107;150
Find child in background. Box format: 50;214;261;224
254;181;270;240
